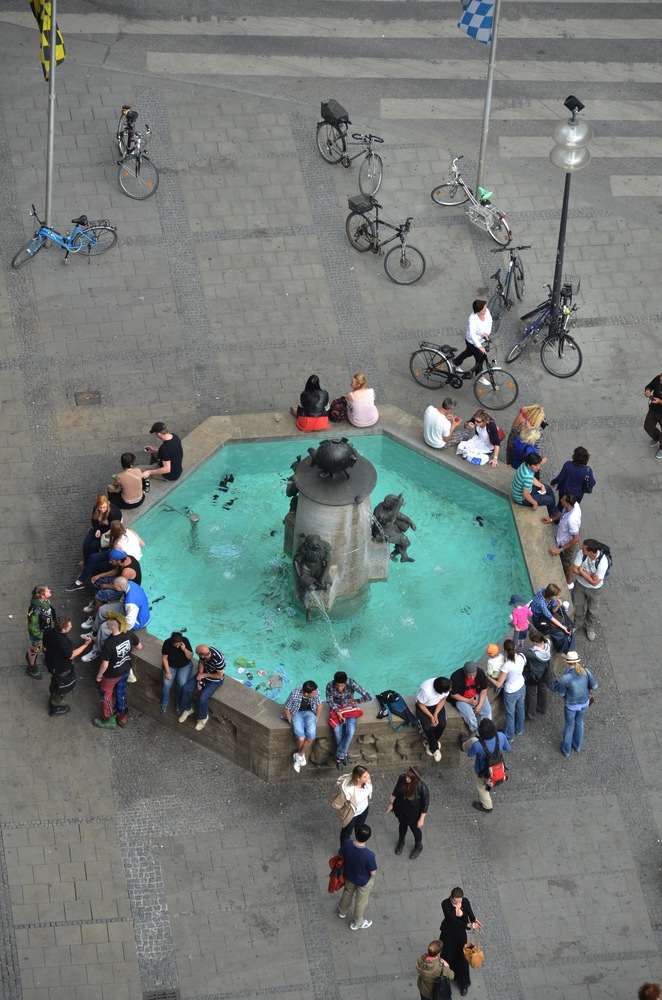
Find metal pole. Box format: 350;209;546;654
44;0;58;227
475;0;502;193
549;172;571;334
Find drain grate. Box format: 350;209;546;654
74;389;102;407
143;991;180;1000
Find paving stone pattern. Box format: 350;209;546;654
0;31;661;1000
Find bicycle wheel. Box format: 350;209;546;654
345;212;375;252
487;291;504;335
409;349;450;388
431;183;470;207
487;215;511;246
11;234;46;269
117;155;159;199
358;152;383;198
473;368;519;410
71;226;118;256
316;122;345;164
540;334;583;378
384;244;426;285
513;256;525;300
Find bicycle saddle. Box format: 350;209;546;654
71;215;88;225
477;186;493;203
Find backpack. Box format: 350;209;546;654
582;543;612;578
522;648;550;686
328;396;347;423
376;690;420;732
432;973;452;1000
478;733;508;788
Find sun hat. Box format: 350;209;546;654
564;650;581;662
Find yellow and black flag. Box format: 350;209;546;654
28;0;66;80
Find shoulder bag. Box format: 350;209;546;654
463;928;484;969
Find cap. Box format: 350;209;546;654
564;650;581;662
463;660;479;674
509;593;524;606
109;548;127;561
150;421;166;434
486;644;500;657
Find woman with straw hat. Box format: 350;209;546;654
551;650;598;756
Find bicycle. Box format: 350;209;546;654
409;338;519;410
11;204;117;269
505;279;582;378
316;99;384;197
431;156;512;246
487;244;531;334
116;105;159;200
345;194;426;285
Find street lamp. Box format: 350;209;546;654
549;96;593;334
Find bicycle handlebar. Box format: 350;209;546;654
351;133;383;143
491;244;531;253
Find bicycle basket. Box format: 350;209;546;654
321;99;350;127
348;194;374;215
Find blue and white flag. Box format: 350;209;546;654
457;0;494;44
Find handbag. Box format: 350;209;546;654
327;853;345;893
583;470;593;495
329;706;364;729
332;783;355;827
53;668;77;695
463;928;484;969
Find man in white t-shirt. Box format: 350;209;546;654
541;492;582;584
423;398;462;450
570;538;610;642
415;676;451;762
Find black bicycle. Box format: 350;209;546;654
316;99;385;197
505;279;582;378
409;338;519;409
116;105;159;200
487;244;530;334
346;194;425;285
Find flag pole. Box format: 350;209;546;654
475;0;502;194
44;0;57;227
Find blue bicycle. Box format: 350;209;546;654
505;279;582;378
11;204;118;269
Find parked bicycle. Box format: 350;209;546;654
505;279;582;378
487;244;530;333
431;155;512;246
116;105;159;200
409;338;519;409
316;99;384;197
346;194;426;285
11;204;117;269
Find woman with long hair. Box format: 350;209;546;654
457;409;501;468
335;764;372;846
552;650;598;756
346;372;379;427
290;374;330;432
68;518;143;593
83;495;122;561
505;403;546;466
385;765;429;860
487;639;526;741
511;426;549;471
439;887;483;996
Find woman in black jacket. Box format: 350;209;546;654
291;374;330;432
439;887;482;996
385;766;429;860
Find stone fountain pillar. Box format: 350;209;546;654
283;449;390;615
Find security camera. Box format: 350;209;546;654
564;95;585;115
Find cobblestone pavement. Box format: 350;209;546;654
0;6;661;1000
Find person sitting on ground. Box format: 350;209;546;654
511;426;549;471
81;495;122;564
68;520;145;592
449;661;492;735
511;452;555;510
142;422;183;482
81;576;150;662
423;397;462;450
86;549;142;616
160;631;194;715
457;408;501;468
505;404;546;466
178;644;226;732
108;452;147;509
346;372;379;427
550;446;596;508
530;583;575;655
326;670;373;770
290;374;330;432
282;679;323;773
415;675;451;762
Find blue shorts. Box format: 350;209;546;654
292;710;317;741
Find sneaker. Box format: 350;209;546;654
586;628;597;641
81;616;95;630
127;669;137;683
454;366;465;373
195;718;208;731
93;715;117;729
81;650;97;663
657;449;662;460
471;800;492;813
159;706;167;715
65;581;84;592
178;709;194;723
458;732;469;748
350;919;372;931
649;437;660;447
433;748;442;763
80;632;94;641
49;704;71;717
299;754;307;768
424;746;434;757
83;602;95;613
293;756;302;773
338;911;348;919
335;756;345;771
567;583;574;590
409;844;423;860
25;666;42;680
477;376;490;385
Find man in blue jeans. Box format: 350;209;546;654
511;452;555;511
338;824;378;931
178;644;225;732
326;671;372;770
282;680;322;773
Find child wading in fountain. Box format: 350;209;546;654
509;594;532;650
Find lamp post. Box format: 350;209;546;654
548;96;593;334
